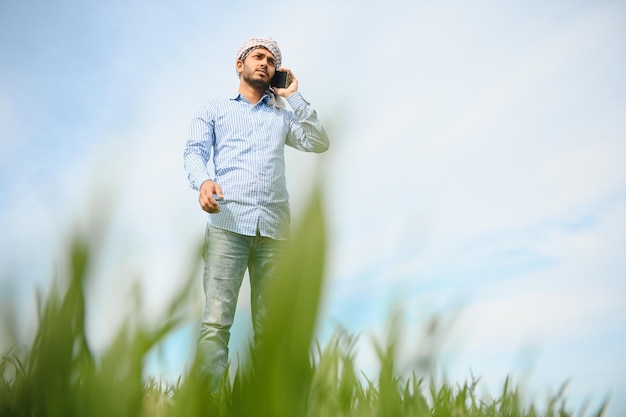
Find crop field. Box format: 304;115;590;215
0;193;607;417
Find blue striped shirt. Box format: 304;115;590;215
184;92;329;240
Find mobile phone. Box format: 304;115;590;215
270;70;289;88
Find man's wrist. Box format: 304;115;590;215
197;177;213;191
286;92;307;108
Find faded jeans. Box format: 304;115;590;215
198;225;286;389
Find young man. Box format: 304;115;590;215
183;37;329;388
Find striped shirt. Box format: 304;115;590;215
184;91;329;240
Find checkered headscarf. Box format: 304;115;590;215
236;37;282;70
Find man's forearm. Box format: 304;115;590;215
183;148;213;191
287;93;330;153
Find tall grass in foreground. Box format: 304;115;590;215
0;190;608;417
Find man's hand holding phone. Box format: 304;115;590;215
271;68;298;98
199;180;223;213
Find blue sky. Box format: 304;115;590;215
1;0;625;415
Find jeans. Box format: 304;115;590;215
197;225;286;389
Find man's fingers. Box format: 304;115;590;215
201;201;220;213
215;183;224;200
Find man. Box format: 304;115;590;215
183;37;329;388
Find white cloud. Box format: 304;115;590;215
325;0;626;299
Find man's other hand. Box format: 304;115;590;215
199;180;223;213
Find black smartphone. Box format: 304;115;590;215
270;70;289;88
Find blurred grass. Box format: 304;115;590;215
0;189;608;417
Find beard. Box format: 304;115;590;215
242;70;270;90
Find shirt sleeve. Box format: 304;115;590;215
285;92;330;153
183;104;215;191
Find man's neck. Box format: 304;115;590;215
238;82;265;105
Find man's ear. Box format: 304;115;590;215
236;60;243;76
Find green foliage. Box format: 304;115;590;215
0;189;608;416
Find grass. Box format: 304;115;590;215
0;189;608;417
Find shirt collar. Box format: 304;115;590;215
230;92;271;106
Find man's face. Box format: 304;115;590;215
237;47;277;89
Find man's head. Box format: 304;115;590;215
236;37;282;70
235;37;282;89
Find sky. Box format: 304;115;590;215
1;0;625;415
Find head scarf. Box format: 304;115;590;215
236;37;282;69
235;37;285;109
